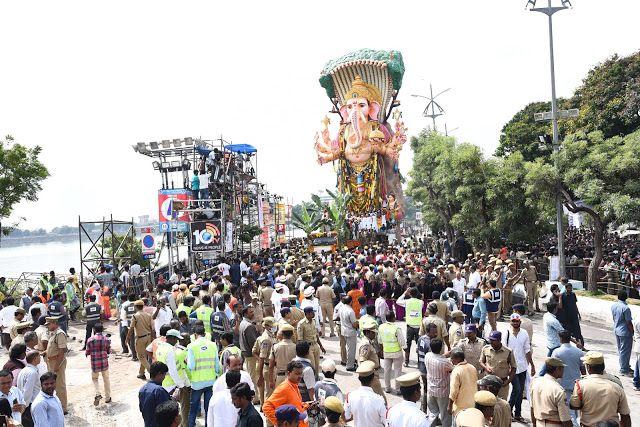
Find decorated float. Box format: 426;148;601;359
314;49;408;230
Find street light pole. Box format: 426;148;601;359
529;0;571;278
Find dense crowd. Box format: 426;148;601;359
0;236;636;427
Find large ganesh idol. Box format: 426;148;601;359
315;49;407;219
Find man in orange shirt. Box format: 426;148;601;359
263;360;318;427
347;285;364;319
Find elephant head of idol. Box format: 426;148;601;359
339;75;382;149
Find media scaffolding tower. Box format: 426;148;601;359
133;137;261;275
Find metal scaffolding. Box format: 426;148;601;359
78;215;134;295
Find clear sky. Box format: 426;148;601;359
2;0;639;230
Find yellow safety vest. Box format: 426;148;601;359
176;304;192;316
187;337;219;383
195;306;214;334
156;342;187;387
378;322;401;353
406;298;423;328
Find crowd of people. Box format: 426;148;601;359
0;236;636;426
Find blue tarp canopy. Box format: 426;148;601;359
224;144;257;154
196;143;257;156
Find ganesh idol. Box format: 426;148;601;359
314;75;405;216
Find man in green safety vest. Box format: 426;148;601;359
186;324;221;427
155;329;189;391
191;295;214;339
220;331;241;372
176;296;194;318
396;287;424;367
378;311;406;395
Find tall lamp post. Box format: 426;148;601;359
527;0;573;278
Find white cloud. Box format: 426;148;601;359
1;0;638;229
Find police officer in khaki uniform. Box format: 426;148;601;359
357;322;387;404
258;277;274;317
45;316;68;412
297;306;325;373
455;390;496;427
126;300;156;379
254;316;277;406
522;261;540;314
479;331;515;400
268;323;297;389
287;296;305;326
316;277;336;337
530;357;572;427
448;310;465;348
477;375;510;427
570;351;631;427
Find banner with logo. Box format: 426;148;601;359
190;220;222;252
158;189;192;233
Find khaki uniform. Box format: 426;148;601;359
290;307;305;327
253;331;276;404
479;345;516;399
420;315;448;343
448;322;464;349
297;318;320;372
278;319;298;343
130;310;154;375
316;285;336;336
530;374;571;425
253;306;264;334
434;300;450;321
46;328;68;411
457;338;486;376
357;336;387;404
259;286;275;317
492;397;512;427
570;374;630;426
270;339;296;387
503;270;520;315
520;317;533;345
522;266;539;313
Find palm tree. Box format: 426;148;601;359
311;190;351;246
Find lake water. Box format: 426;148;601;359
0;239;81;277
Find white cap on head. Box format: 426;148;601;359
321;358;336;372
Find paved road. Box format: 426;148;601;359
30;312;638;426
317;313;640;423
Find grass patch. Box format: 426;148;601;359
575;290;640;306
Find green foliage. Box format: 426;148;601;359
571;52;640;138
495;100;574;161
497;51;640;159
0;135;49;233
291;202;322;236
99;233;149;270
239;224;263;243
409;130;550;251
312;189;351;246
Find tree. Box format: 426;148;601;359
497;52;640;159
495;99;575;161
571;52;640;138
291;202;322;236
0;135;49;235
99;233;150;270
408;130;460;252
311;190;351;246
525;129;640;291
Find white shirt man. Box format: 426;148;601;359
503;315;532;375
217;262;231;277
375;294;389;322
130;263;141;277
206;387;238;427
0;304;18;330
211;370;255;393
154;306;173;337
452;275;466;297
344;368;386;427
467;270;482;290
17;361;41;407
0;378;26;424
